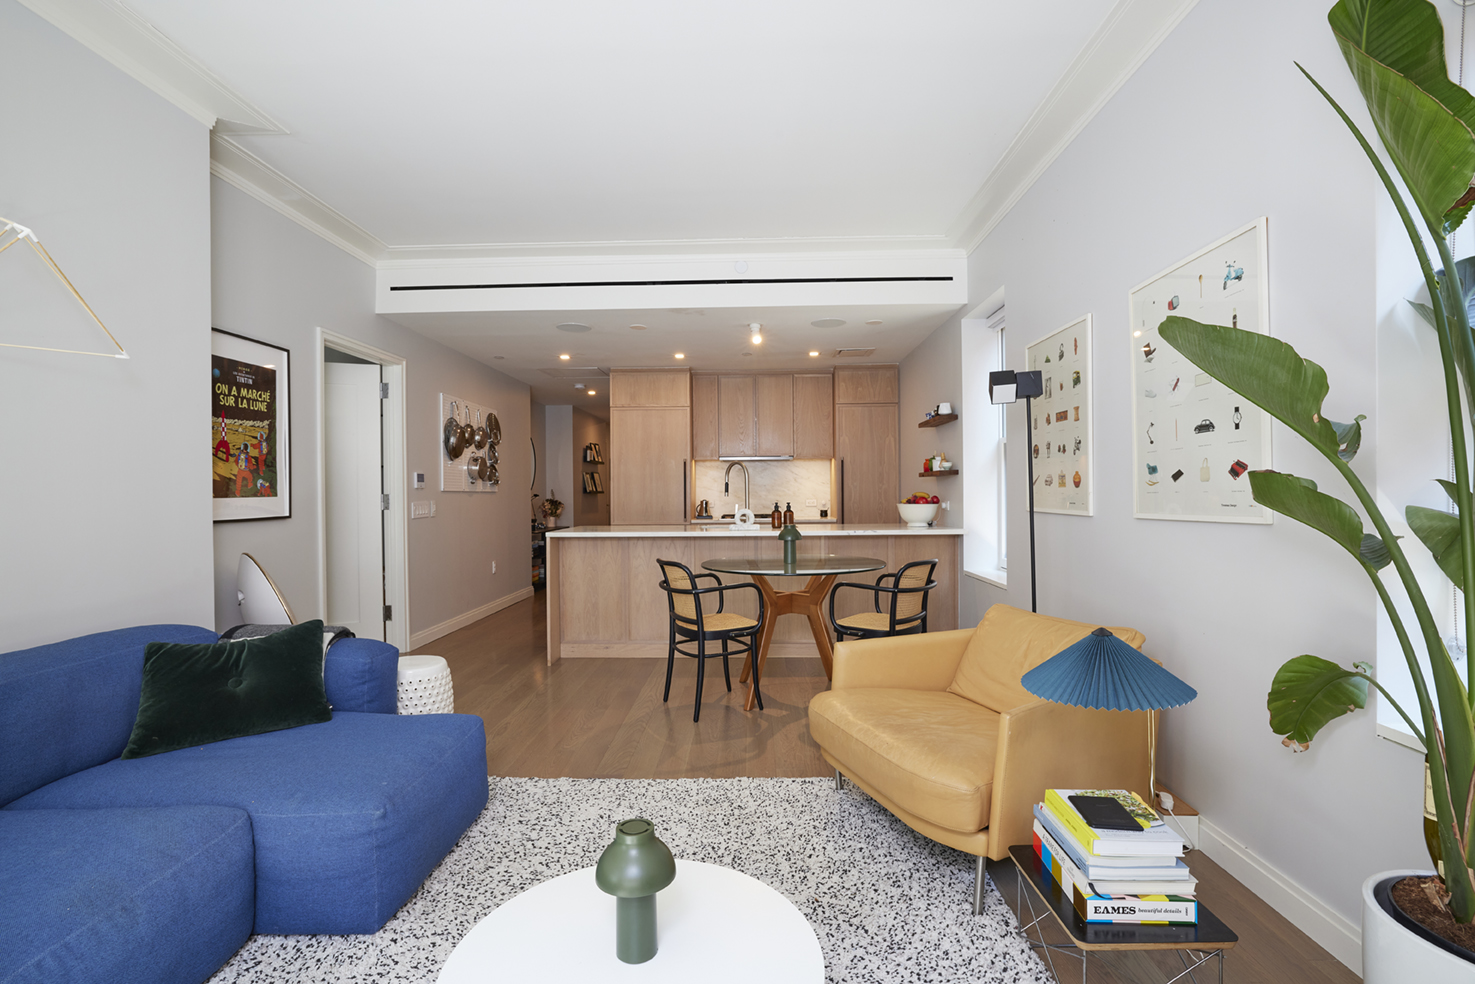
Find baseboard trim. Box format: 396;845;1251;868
408;586;535;651
1196;815;1362;975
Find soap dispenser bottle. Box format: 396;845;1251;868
783;502;794;525
771;502;782;529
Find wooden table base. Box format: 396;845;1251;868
738;574;837;711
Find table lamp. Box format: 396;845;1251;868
1020;627;1197;808
989;369;1043;612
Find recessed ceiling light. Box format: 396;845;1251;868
559;353;571;360
749;322;763;345
586;390;596;396
556;322;591;333
865;319;883;326
674;353;685;359
811;318;846;328
629;324;648;330
1133;330;1143;337
809;351;820;357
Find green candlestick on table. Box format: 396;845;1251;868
594;818;677;964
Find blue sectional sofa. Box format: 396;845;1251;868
0;625;489;984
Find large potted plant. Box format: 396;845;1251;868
1159;1;1475;977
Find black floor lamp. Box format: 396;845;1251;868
988;369;1043;613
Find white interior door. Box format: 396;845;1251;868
325;362;385;640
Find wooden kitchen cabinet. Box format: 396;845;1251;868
792;373;833;459
691;374;719;459
834;365;898;405
610;369;690;407
717;375;755;456
836;403;899;525
754;374;794;457
610;407;692;524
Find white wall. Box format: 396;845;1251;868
210;179;533;645
544;404;574;521
901;0;1424;962
0;1;213;650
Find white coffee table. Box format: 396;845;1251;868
437;859;824;982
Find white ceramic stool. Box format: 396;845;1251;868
397;655;454;714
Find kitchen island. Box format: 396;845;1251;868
544;524;962;665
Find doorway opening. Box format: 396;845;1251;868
320;330;409;650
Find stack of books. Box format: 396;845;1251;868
1032;788;1196;925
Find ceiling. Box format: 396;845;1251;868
123;0;1119;250
21;0;1198;405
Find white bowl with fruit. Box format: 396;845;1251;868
897;494;940;527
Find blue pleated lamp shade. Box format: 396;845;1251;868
1021;628;1197;711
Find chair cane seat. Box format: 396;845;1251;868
684;612;759;633
835;611;923;633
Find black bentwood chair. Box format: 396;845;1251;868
656;559;766;722
828;558;939;643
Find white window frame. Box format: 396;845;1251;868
962;298;1007;587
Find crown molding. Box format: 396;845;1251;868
949;0;1201;253
17;0;285;132
210;135;386;266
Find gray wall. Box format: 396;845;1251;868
544;405;574;522
211;179;533;641
900;0;1422;932
0;2;213;650
899;320;963;526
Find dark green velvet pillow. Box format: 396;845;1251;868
122;619;332;759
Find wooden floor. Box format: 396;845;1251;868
414;591;1361;984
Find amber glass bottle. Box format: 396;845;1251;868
783;502;794;525
770;503;782;529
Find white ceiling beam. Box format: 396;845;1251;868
949;0;1201;253
18;0;286;133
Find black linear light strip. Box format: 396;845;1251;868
389;275;954;292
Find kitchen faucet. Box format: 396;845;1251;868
723;461;751;515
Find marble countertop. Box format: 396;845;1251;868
547;523;962;538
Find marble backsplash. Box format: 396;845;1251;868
692;459;834;521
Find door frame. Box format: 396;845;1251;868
316;328;410;651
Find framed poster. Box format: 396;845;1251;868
1026;314;1093;515
212;328;291;521
1130;218;1271;523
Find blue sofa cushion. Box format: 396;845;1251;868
7;711;489;935
0;625;218;807
123;620;331;759
0;806;254;984
322;636;399;714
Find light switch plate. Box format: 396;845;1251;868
411;501;434;519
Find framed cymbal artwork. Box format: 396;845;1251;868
1026;314;1092;516
1129;218;1272;524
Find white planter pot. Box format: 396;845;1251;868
1363;870;1475;983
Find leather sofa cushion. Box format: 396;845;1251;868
947;604;1145;713
809;689;999;833
6;711;488;935
0;806;253;984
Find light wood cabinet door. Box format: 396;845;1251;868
834;365;899;404
718;375;755;457
610;369;690;407
610;407;691;524
754;374;794;457
836;403;899;525
792;373;833;459
691;374;719;460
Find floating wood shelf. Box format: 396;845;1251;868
919;470;959;477
917;413;958;428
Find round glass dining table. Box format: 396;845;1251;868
701;556;886;710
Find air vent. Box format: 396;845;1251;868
539;367;608;378
835;347;876;358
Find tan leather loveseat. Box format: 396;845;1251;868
808;604;1152;911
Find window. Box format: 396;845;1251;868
962;301;1007;585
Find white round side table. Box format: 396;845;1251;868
397;655;454;714
437;860;824;983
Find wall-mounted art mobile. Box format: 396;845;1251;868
0;217;128;360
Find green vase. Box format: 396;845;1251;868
594;818;676;963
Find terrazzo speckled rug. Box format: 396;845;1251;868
206;776;1051;984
